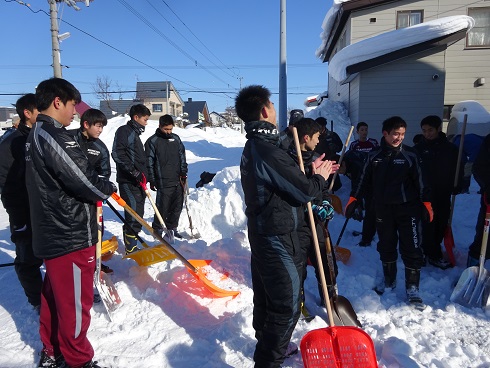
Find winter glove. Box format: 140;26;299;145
423;202;433;223
131;170;147;189
344;197;357;219
180;175;187;184
311;200;335;222
149;183;156;191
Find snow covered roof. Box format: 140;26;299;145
328;16;474;83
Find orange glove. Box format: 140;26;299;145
344;197;357;219
423;202;433;223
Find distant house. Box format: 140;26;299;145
135;81;184;120
0;106;16;129
318;0;490;141
183;98;210;126
99;99;141;120
209;111;227;127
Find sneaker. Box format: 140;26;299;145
163;230;175;244
101;264;114;274
38;351;64;367
284;342;298;358
406;285;423;304
172;229;183;239
427;257;452;270
358;240;371;247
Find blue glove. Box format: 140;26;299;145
311;200;335;222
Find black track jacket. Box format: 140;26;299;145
240;120;325;235
26;114;115;259
69;128;111;178
0;123;31;224
414;132;460;199
352;138;429;205
112;120;148;184
145;128;187;188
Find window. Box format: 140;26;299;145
152;104;163;112
467;7;490;48
396;10;423;29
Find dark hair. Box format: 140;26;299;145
80;108;107;129
356;122;368;131
413;133;423;145
129;104;151;120
35;78;81;112
289;109;304;126
159;114;174;127
235;85;271;123
382;116;407;133
295;118;322;141
15;93;36;124
420;115;442;129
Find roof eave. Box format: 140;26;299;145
339;29;467;84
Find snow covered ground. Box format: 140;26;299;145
1;107;490;367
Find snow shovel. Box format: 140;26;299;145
293;128;377;367
141;183;174;244
111;193;240;298
94;201;122;321
320;222;361;327
451;204;490;308
333;217;352;264
181;178;201;239
328;126;354;263
106;200;176;266
444;114;468;267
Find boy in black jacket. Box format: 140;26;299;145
112;104;150;254
414;115;459;270
145;114;188;239
289;118;337;307
26;78;116;368
237;85;337;368
468;134;490;266
0;93;43;310
346;116;432;306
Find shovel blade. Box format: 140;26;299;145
332;295;362;328
334;246;351;264
123;244;177;266
187;266;240;298
451;266;481;307
95;271;122;320
301;326;377;368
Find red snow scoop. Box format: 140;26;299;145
292;128;378;367
111;193;240;298
444;114;468;266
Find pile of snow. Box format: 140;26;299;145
447;100;490;137
315;0;352;59
1;112;490;367
328;15;474;82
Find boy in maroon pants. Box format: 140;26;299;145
26;78;116;368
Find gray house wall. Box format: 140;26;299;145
327;0;490;126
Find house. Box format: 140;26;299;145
99;99;141;119
209;111;227;127
183;98;210;126
135;81;184;120
318;0;490;141
0;106;16;129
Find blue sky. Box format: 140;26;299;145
0;0;331;117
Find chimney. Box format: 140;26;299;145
187;98;193;102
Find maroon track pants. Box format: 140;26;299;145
39;246;96;368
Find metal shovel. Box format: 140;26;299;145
451;204;490;308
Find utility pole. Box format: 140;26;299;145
49;0;92;78
279;0;287;132
49;0;62;78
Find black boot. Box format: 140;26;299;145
374;261;397;294
405;267;423;305
123;231;139;254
